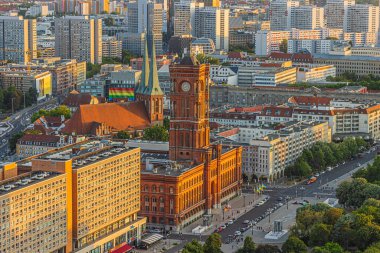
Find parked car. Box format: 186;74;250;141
234;231;242;236
242;220;250;225
228;220;234;225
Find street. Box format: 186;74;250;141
164;145;378;253
0;98;58;161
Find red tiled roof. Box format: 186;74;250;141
63;92;103;108
227;106;263;113
217;128;240;137
289;96;332;106
62;102;151;135
269;52;292;60
228;52;245;59
260;106;293;117
18;134;60;144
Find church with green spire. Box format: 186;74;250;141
135;38;164;126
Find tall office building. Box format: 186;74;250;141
0;141;147;252
55;16;102;64
127;0;163;54
347;4;379;33
174;0;204;37
270;0;300;31
0;16;36;63
325;0;355;30
197;7;229;50
291;5;324;29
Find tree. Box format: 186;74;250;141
86;62;101;78
163;118;170;130
143;125;169;141
183;240;204;253
312;242;344;253
104;16;115;26
31;105;71;123
309;223;332;246
323;208;344;225
364;242;380;253
255;244;281;253
203;233;222;253
279;39;288;53
196;54;220;65
115;131;130;139
336;178;380;208
237;236;256;253
282;236;308;253
9;132;25;152
122;50;137;64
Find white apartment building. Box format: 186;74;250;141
351;46;380;56
255;30;291;56
197;7;229;50
0;16;36;63
296;64;336;82
215;121;331;179
210;65;238;85
55;16;102;64
26;4;50;17
291;5;324;30
174;0;204;36
325;0;355;30
102;36;122;59
347;4;379;33
270;0;300;31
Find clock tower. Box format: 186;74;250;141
169;56;211;164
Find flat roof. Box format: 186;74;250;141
35;140;138;169
0;171;61;196
313;54;380;62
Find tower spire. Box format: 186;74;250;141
144;38;164;96
136;38;150;94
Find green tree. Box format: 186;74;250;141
237;236;256;253
323;208;344;225
31;105;71;123
196;54;220;65
122;50;137;64
86;62;101;78
203;233;222;253
183;240;204;253
163;118;170;130
364;242;380;253
336;178;380;208
104;16;115;26
115;131;130;139
255;244;281;253
282;236;308;253
309;223;332;246
312;242;344;253
279;39;288;53
143;125;169;141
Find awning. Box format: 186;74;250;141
110;243;133;253
141;234;164;245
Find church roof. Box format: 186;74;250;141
144;39;164;96
62;102;151;135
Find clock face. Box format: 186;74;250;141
181;81;191;92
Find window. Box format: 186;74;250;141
169;187;174;194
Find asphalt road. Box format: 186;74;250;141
165;145;378;252
0;98;57;160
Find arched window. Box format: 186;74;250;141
152;185;157;193
169;187;174;194
144;185;149;192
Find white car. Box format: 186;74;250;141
228;220;234;225
234;231;242;236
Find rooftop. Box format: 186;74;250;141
0;171;61;196
36;140;136;169
313;54;380;61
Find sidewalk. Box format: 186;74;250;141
221;197;319;253
181;193;267;235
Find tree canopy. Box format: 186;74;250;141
285;138;369;178
31;105;71;123
142;125;169;142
